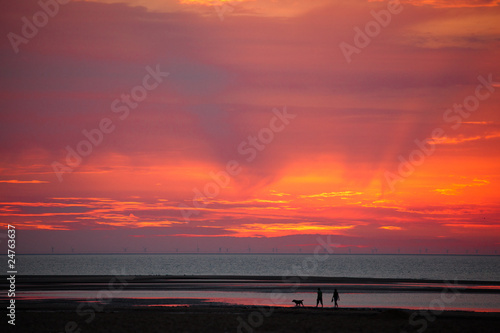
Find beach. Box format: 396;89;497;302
4;275;500;332
11;303;500;333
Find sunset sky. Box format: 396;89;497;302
1;0;499;254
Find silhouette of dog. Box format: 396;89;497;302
292;299;304;307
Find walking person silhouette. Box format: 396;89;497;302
316;288;323;307
332;289;340;308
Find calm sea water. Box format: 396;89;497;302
14;254;500;281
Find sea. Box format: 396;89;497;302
15;253;500;280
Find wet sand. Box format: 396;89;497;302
9;274;500;292
4;275;500;332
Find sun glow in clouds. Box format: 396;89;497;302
300;191;363;199
1;0;500;254
0;180;49;184
226;223;356;237
379;226;403;231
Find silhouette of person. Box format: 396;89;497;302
332;289;340;308
316;288;323;307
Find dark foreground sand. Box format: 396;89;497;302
4;275;500;332
8;304;500;333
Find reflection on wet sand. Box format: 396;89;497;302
5;275;500;312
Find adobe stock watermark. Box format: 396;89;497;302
237;235;340;333
401;280;463;333
214;1;236;21
340;0;403;64
51;64;169;182
179;106;296;222
58;268;135;333
385;74;499;192
7;0;71;54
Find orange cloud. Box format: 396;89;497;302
299;191;363;199
379;226;403;230
374;0;500;7
435;133;500;145
0;180;49;184
444;223;500;229
434;179;490;196
226;223;355;237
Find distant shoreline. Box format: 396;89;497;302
2;275;499;294
0;274;500;286
4;274;500;284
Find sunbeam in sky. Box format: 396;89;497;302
1;0;499;254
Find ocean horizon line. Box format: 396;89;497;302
10;252;500;256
